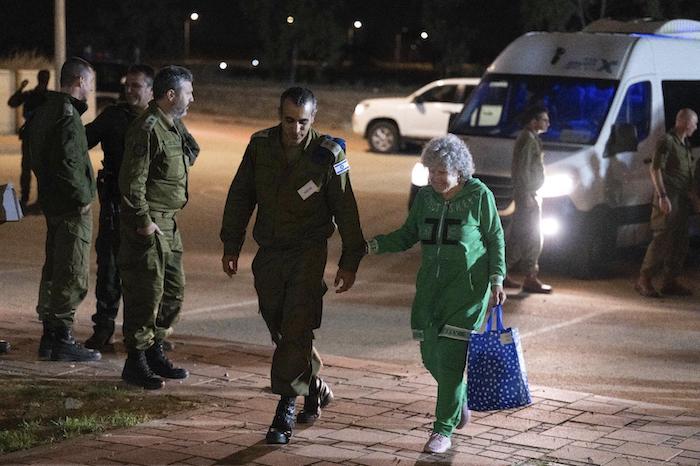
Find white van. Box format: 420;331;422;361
427;18;700;276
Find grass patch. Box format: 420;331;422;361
0;377;200;454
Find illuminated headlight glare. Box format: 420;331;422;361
411;162;429;187
537;174;574;198
354;103;367;116
541;217;560;236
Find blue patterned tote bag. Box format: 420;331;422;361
467;304;531;411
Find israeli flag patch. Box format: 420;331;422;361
333;159;350;175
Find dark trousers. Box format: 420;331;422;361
252;243;327;397
20;139;31;205
92;201;121;335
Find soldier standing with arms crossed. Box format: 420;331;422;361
118;66;195;389
221;87;365;444
635;108;698;297
25;57;101;362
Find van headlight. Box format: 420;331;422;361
537;173;575;198
541;217;561;236
411;162;429;187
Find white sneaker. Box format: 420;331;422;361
423;431;452;453
456;404;471;429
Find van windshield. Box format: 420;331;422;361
451;74;618;145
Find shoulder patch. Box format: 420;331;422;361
141;114;158;131
251;129;270;139
320;138;342;161
63;102;74;117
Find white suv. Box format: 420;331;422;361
352;77;480;153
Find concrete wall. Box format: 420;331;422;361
0;68;97;135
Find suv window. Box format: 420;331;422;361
662;80;700;147
418;85;458;103
615;81;651;141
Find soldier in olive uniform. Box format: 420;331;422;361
7;69;50;212
504;105;552;294
25;57;101;362
118;66;195;389
221;87;365;444
636;108;698;297
84;65;199;352
83;65;155;352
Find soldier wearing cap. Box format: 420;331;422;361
221;87;365;444
25;57;101;362
636;108;698;297
118;65;195;389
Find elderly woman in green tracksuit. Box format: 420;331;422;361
367;134;506;454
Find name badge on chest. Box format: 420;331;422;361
298;180;320;200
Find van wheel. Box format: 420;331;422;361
568;207;617;279
368;121;400;153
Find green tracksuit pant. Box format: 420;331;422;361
420;324;470;437
118;211;184;351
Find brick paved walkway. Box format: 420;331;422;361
1;318;699;465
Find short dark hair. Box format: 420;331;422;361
279;87;317;113
127;64;155;87
37;69;50;85
60;57;93;87
153;65;193;99
519;104;548;127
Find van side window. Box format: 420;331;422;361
615;82;651;141
662;81;700;147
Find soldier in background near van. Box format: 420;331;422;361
635;108;698;298
503;105;552;294
7;69;50;212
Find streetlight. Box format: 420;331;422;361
287;15;294;24
349;20;362;44
184;12;199;59
420;31;429;40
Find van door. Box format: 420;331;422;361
605;81;654;214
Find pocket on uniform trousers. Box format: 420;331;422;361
65;216;91;274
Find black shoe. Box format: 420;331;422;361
145;342;188;379
266;397;296;444
162;339;175;352
297;377;334;424
122;351;164;390
0;340;10;354
51;328;101;362
85;328;116;353
38;322;55;360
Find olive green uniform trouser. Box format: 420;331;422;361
36;210;93;330
252;242;327;397
118;211;184;351
640;194;690;282
506;195;542;275
420;326;470;437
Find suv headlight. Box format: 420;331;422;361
411;162;429;187
354;102;369;116
537;173;575;198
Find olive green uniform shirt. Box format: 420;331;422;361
652;132;695;195
119;101;190;228
25;91;96;216
511;129;545;201
220;126;365;272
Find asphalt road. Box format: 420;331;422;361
1;113;698;411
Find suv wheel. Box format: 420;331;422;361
368;121;400;153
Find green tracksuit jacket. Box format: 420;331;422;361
369;178;505;338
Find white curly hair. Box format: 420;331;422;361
420;134;475;181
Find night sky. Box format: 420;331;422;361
2;0;700;67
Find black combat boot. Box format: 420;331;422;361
297;376;334;424
38;322;55;360
122;351;164;390
51;327;101;362
145;342;189;379
85;327;115;353
266;396;296;444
